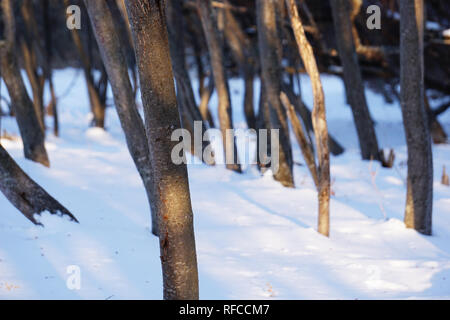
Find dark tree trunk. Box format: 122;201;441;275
223;2;256;130
64;0;106;129
0;144;77;225
330;0;381;161
197;0;241;173
0;0;49;167
400;0;433;235
84;0;160;236
166;0;214;165
20;0;46;133
43;0;59;137
256;0;294;188
125;0;199;300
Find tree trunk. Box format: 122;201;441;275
199;78;215;128
125;0;199;300
43;0;59;137
223;2;256;130
20;0;46;133
286;0;330;236
280;92;319;187
166;0;214;165
0;0;49;167
197;0;241;173
0;144;77;225
84;0;160;236
330;0;381;161
256;0;295;188
400;0;433;235
281;83;345;156
64;0;106;128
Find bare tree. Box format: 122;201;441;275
280;92;318;187
125;0;199;299
83;0;160;236
330;0;381;161
0;0;49;167
43;0;59;137
400;0;433;235
285;0;330;236
64;0;107;128
166;0;214;164
0;144;77;225
197;0;241;173
256;0;294;188
20;0;46;133
223;2;256;130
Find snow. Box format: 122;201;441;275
444;29;450;38
0;69;450;299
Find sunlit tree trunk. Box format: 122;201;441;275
286;0;330;236
125;0;199;299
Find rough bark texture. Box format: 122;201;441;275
330;0;381;161
400;0;433;235
0;0;49;167
0;144;77;225
286;0;330;236
125;0;199;300
197;0;241;172
84;0;160;236
256;0;294;188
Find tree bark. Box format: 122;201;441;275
20;0;46;133
400;0;433;235
64;0;106;128
197;0;241;173
280;92;319;187
330;0;381;161
84;0;160;236
125;0;199;300
286;0;330;236
0;0;49;167
256;0;295;188
43;0;59;137
281;83;345;156
0;144;77;225
166;0;214;165
223;2;256;130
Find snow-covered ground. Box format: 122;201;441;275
0;69;449;299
